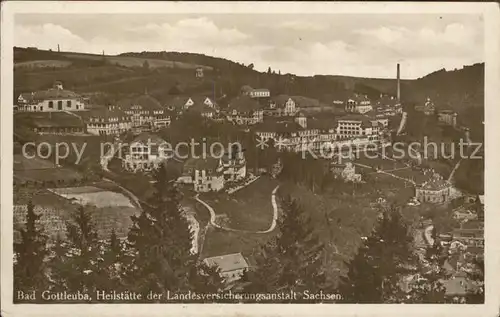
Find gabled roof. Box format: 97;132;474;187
337;114;373;126
80;107;130;122
119;94;162;110
419;173;451;190
165;96;191;109
307;117;336;130
227;95;262;113
19;88;81;102
131;133;166;146
290;96;321;108
17;112;84;128
183;157;220;171
203;253;249;273
254;117;303;134
271;94;293;107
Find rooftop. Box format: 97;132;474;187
15;112;84;128
203;253;249;273
183;156;220;171
19;88;81;102
227;95;262;113
118;94;162;110
418;173;451;190
132;132;166;146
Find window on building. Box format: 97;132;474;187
67;100;72;108
57;100;63;110
48;101;54;108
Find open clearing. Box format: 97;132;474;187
49;186;135;208
199;176;279;232
61;53;213;70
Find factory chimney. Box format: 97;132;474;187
397;63;401;103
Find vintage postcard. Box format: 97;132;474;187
1;1;499;316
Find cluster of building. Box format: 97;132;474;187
415;173;452;204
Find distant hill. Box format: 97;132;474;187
14;47;484;115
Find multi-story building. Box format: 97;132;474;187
178;157;225;192
122;133;172;172
17;81;86;112
415;173;452;204
119;94;170;133
219;149;247;182
250;88;271;99
15;111;86;135
83;105;132;136
226;95;264;125
167;95;219;118
345;94;372;114
331;160;362;182
178;147;247;192
268;95;298;116
415;97;436;115
335;114;379;142
437;110;458;127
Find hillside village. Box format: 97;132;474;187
13;46;484;303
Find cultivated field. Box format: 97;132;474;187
61;53;213;70
14;60;72;69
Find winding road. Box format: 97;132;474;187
195;185;280;234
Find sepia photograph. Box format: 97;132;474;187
1;1;499;317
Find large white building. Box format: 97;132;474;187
122;133;172;172
83;105;132;136
345;94;373;114
415;173;452;204
335;114;379;142
178;157;225;192
17;81;86;112
118;94;171;133
178;149;247;192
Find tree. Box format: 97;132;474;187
406;229;449;303
14;201;49;298
267;67;271;74
465;257;484;303
247;63;254;70
244;196;329;302
125;163;223;299
49;206;106;298
337;207;418;303
142;60;150;72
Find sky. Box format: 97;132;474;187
14;13;484;79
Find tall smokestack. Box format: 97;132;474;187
397;63;401;103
